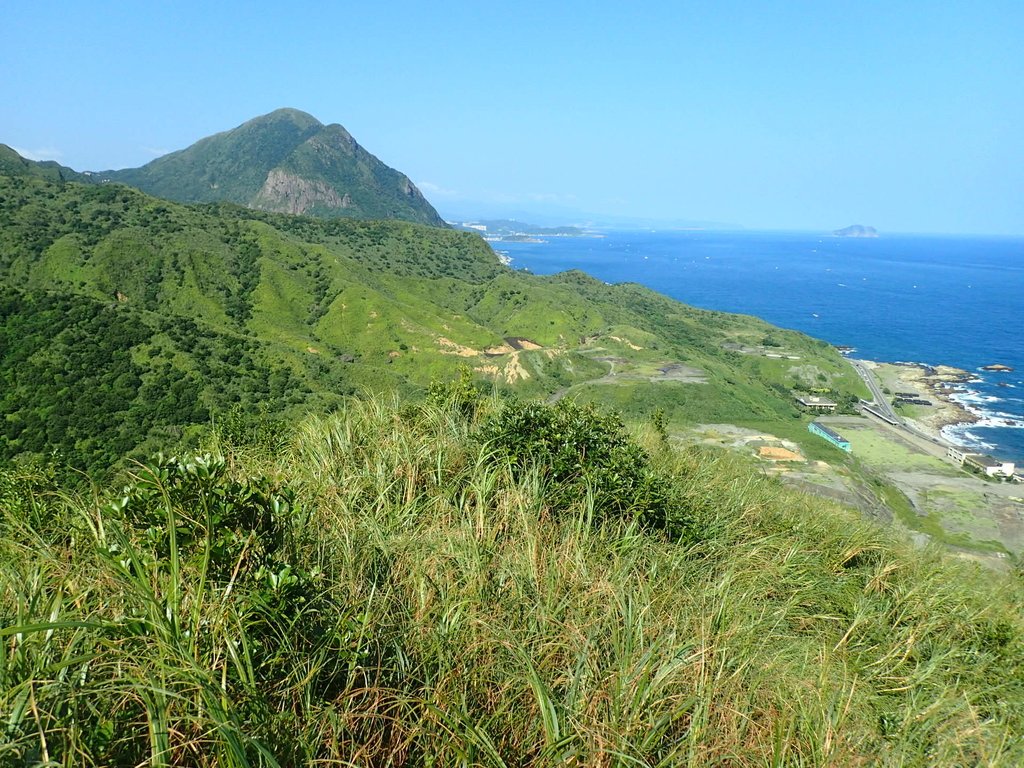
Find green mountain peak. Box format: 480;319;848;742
252;107;323;127
95;109;445;226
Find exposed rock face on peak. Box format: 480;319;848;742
97;109;445;227
255;169;350;215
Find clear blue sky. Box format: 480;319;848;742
4;1;1022;234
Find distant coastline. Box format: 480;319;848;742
860;358;1023;473
452;218;605;243
496;228;1024;463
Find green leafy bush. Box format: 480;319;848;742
426;365;487;419
478;399;687;537
109;453;298;585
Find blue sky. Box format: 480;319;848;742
3;1;1022;234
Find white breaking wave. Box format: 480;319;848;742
940;379;1024;454
951;391;1002;406
941;424;998;451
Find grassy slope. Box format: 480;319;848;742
0;173;867;471
2;396;1021;765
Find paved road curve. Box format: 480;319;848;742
849;358;900;421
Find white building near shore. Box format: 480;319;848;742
947;446;1015;477
964;454;1015;478
796;395;837;412
946;446;971;464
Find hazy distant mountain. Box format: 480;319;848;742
97;108;445;226
0;144;95;184
833;224;878;238
439;203;742;232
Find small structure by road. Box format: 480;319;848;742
796;395;837;412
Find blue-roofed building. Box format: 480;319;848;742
808;421;851;452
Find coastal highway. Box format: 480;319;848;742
849;359;900;422
847;358;948;449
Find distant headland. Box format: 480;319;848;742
831;224;880;239
833;224;878;238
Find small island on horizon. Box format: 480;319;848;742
833;224;879;238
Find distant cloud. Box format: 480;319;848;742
417;180;460;197
142;146;170;157
527;192;577;204
11;146;63;162
471;190;579;206
417;183;582;210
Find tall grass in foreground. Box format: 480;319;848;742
2;394;1022;765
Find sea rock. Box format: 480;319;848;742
833;224;878;238
981;364;1014;372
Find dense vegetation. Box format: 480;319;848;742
0;171;865;473
2;395;1021;765
0;285;309;471
0;144;93;184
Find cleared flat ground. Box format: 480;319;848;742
832;416;1022;553
683;414;1023;566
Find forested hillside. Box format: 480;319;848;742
0;172;863;473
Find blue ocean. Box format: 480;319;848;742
496;231;1024;462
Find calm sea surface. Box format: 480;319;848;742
496;230;1024;462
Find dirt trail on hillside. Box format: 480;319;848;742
547;361;705;403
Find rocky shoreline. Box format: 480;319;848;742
878;362;980;438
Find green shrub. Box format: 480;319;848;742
478;398;688;537
109;453;297;585
215;402;288;454
0;453;361;764
426;365;487;419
